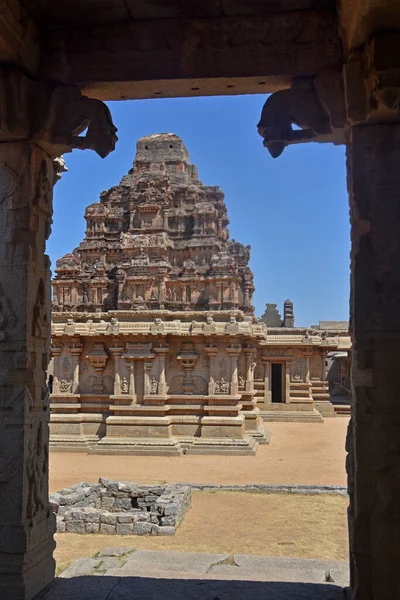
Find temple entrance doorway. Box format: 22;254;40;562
271;363;283;403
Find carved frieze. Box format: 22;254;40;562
215;378;230;394
225;315;239;334
291;358;305;382
124;343;154;359
87;343;108;372
168;375;207;395
64;319;75;335
120;377;129;394
106;318;119;335
59;379;72;393
150;318;164;335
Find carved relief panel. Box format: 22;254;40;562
291;358;306;382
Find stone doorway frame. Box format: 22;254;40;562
0;27;399;599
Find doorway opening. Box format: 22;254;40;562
271;363;283;403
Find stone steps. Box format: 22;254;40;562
260;409;323;423
333;404;351;416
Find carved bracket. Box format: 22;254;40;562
0;65;117;158
258;72;346;158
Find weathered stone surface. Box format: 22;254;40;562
86;522;100;534
41;11;343;101
158;526;176;536
51;479;191;537
97;547;134;558
66;521;85;534
346;122;400;600
134;522;153;535
116;523;133;535
100;523;116;535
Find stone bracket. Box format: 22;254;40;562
0;65;117;158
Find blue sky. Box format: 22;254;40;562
48;95;349;327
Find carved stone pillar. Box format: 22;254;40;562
0;65;117;600
69;342;83;394
204;344;218;395
110;345;123;395
285;360;292;403
227;344;241;396
129;363;136;403
154;345;168;396
346;122;400;600
244;347;256;392
50;343;63;394
304;353;311;384
0;142;57;600
262;359;271;403
144;362;153;396
321;350;327;380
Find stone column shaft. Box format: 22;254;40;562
144;362;152;396
114;356;121;395
263;360;271;403
245;351;255;392
285;361;291;403
321;351;326;380
70;346;82;394
129;362;136;403
51;345;62;394
110;346;123;395
346;123;400;600
154;347;168;396
0;142;56;599
230;355;239;396
205;347;218;395
305;356;311;384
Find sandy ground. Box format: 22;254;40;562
54;490;349;570
49;419;349;493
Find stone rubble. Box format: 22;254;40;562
50;478;191;536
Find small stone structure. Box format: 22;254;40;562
50;478;191;536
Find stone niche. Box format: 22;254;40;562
50;478;191;536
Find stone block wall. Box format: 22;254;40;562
50;478;191;536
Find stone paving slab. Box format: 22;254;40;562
37;549;348;600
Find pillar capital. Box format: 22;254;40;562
345;32;400;126
153;343;169;355
109;343;124;356
68;341;83;356
226;343;242;358
204;343;219;357
50;342;63;357
0;65;117;158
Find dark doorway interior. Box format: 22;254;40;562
271;363;283;403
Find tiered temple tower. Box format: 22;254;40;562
52;133;254;315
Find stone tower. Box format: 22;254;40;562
52;133;254;314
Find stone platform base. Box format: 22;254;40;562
260;408;324;423
50;434;261;456
313;401;337;418
246;425;271;444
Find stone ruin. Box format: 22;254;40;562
50;478;191;536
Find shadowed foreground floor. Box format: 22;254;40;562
36;550;349;600
36;578;346;600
